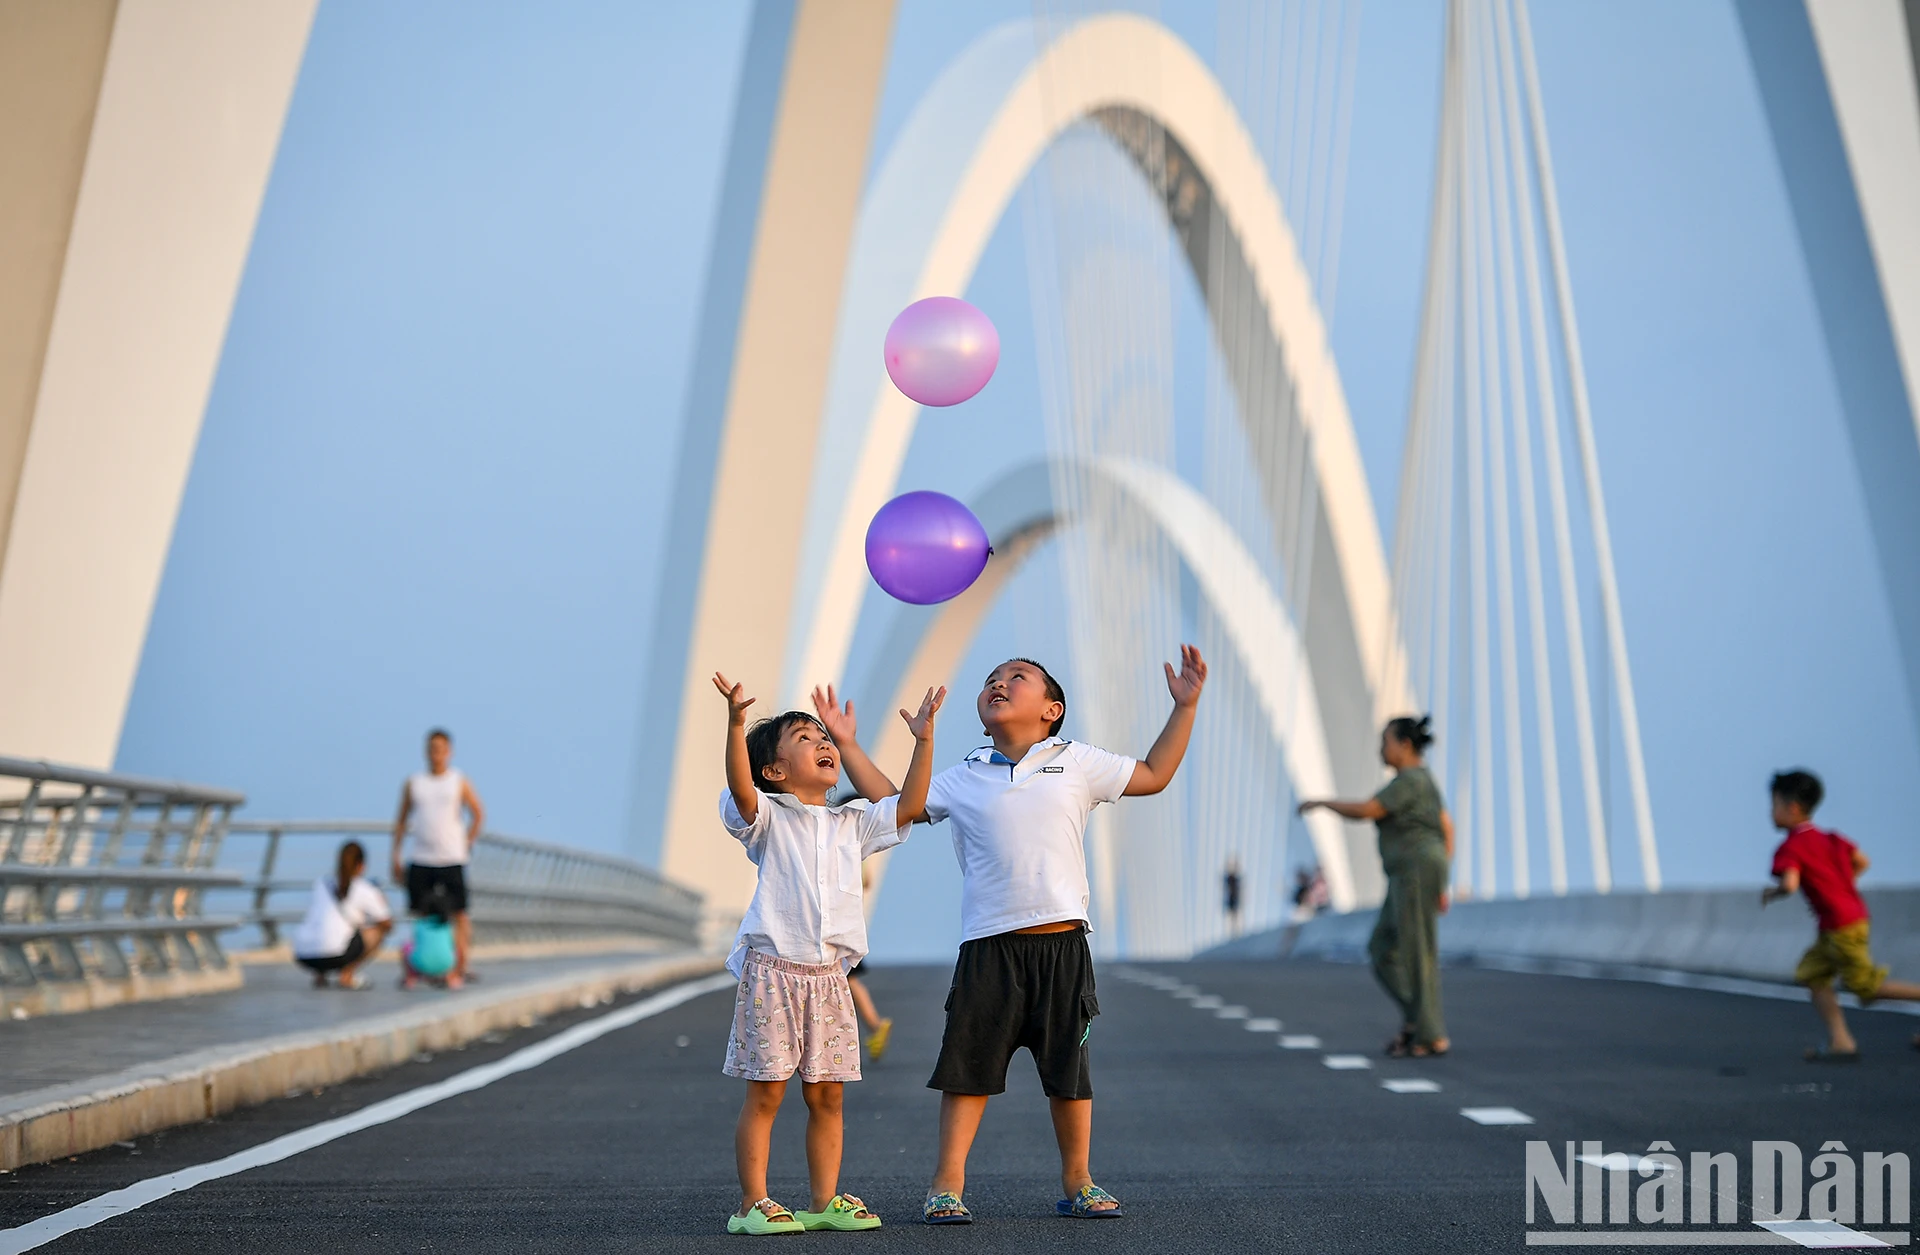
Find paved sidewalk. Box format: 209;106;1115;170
0;948;720;1170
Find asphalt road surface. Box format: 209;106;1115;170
3;959;1917;1252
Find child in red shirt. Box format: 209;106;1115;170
1762;769;1920;1060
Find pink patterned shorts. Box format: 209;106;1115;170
723;950;862;1084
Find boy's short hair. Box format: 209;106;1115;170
1771;769;1824;815
426;727;452;746
1008;657;1067;737
745;711;829;793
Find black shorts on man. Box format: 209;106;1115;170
406;863;468;915
928;925;1099;1100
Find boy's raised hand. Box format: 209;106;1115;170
811;684;858;744
1165;643;1208;707
712;672;755;725
899;685;947;742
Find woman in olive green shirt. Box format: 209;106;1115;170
1298;715;1455;1056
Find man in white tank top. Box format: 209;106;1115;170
390;728;486;988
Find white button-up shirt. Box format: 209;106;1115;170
923;737;1136;942
720;787;908;978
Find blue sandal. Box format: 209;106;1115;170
923;1191;971;1225
1056;1184;1124;1218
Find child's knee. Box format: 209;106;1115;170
742;1079;786;1113
801;1080;843;1114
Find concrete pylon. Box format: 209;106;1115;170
630;0;898;936
0;0;316;766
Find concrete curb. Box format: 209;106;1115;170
0;952;724;1172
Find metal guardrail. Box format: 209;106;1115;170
1;757;704;1007
0;756;244;993
225;821;704;950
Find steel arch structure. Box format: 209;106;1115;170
653;13;1411;921
844;458;1361;917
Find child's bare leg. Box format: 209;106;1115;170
1810;983;1857;1054
735;1079;795;1219
929;1092;989;1204
848;979;882;1032
800;1080;844;1211
1048;1097;1115;1209
1869;978;1920;1001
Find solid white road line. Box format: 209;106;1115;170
0;972;736;1255
1460;1106;1535;1125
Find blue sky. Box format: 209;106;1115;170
118;1;1919;960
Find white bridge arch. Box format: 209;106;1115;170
847;458;1361;913
657;12;1411;919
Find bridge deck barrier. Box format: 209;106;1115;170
2;758;704;1017
1202;886;1920;988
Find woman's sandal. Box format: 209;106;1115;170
923;1191;972;1225
727;1198;805;1235
797;1195;881;1231
1385;1029;1415;1058
1056;1184;1124;1218
1410;1039;1450;1058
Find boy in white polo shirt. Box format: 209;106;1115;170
712;670;945;1235
831;649;1207;1224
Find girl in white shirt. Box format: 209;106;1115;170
291;841;393;990
711;671;942;1236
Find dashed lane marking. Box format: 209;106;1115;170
1461;1106;1535;1126
1279;1035;1321;1049
1380;1078;1441;1093
1323;1054;1372;1070
1245;1018;1282;1032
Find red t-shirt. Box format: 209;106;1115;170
1771;824;1868;932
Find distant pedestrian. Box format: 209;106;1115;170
1761;769;1920;1061
291;840;392;990
391;728;484;990
711;671;942;1234
1222;856;1243;938
1298;714;1453;1058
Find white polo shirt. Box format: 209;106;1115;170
720;787;908;978
923;737;1136;942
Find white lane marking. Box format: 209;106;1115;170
1215;1005;1248;1019
1279;1034;1321;1049
1461;1106;1534;1125
1755;1219;1892;1248
1245;1017;1282;1032
1190;994;1224;1010
1381;1078;1440;1093
1576;1153;1675;1174
0;972;736;1255
1323;1054;1372;1070
1171;986;1201;999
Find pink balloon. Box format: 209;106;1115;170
865;491;992;605
883;297;1000;407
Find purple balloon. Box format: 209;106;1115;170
865;491;992;605
884;296;1000;407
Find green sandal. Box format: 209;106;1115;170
796;1194;881;1231
727;1198;805;1235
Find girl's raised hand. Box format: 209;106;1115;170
712;672;755;725
811;684;857;744
900;685;947;742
